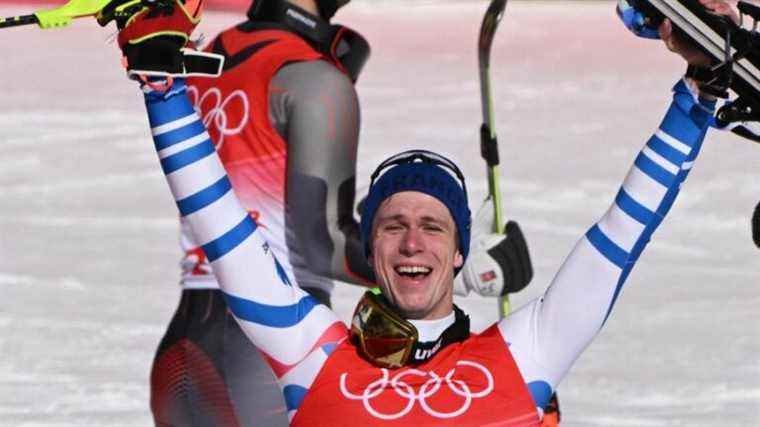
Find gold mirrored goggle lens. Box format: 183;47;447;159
351;294;416;369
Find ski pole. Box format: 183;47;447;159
477;0;510;318
0;0;110;30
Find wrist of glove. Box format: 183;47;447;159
98;0;222;81
456;220;533;298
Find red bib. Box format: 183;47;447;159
188;28;327;197
181;27;335;287
293;324;540;427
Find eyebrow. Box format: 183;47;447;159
376;214;452;228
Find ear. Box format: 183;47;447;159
453;250;464;269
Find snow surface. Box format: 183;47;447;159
0;1;758;425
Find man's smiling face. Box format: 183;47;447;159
369;191;463;320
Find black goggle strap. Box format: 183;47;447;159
368;149;469;201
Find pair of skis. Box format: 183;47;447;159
625;0;760;141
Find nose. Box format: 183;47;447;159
399;227;425;256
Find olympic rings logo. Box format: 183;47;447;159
339;360;494;420
187;85;249;150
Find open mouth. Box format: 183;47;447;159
394;265;432;280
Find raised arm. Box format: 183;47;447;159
101;1;350;420
144;80;348;419
500;78;716;409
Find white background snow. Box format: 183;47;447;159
0;1;758;425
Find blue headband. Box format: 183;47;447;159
360;161;471;265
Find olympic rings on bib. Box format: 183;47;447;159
187;85;249;150
339;360;494;420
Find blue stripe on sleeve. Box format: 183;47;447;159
145;87;196;129
223;291;320;328
176;176;232;217
527;381;553;410
662;80;711;144
660;103;703;145
160;139;215;175
283;385;309;411
321;342;338;356
646;134;687;165
601;84;712;324
615;188;654;225
202;215;257;262
634;152;676;188
154;120;208;151
585;225;629;269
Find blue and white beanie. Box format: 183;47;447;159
360;153;471;266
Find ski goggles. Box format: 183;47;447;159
350;290;418;369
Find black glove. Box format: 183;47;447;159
455;220;534;297
489;220;533;295
97;0;222;80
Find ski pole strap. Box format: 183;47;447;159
480;123;500;166
685;64;731;99
127;48;224;80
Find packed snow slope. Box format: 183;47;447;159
0;1;757;425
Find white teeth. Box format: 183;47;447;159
396;266;431;274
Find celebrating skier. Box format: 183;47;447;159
103;0;536;425
99;0;737;424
